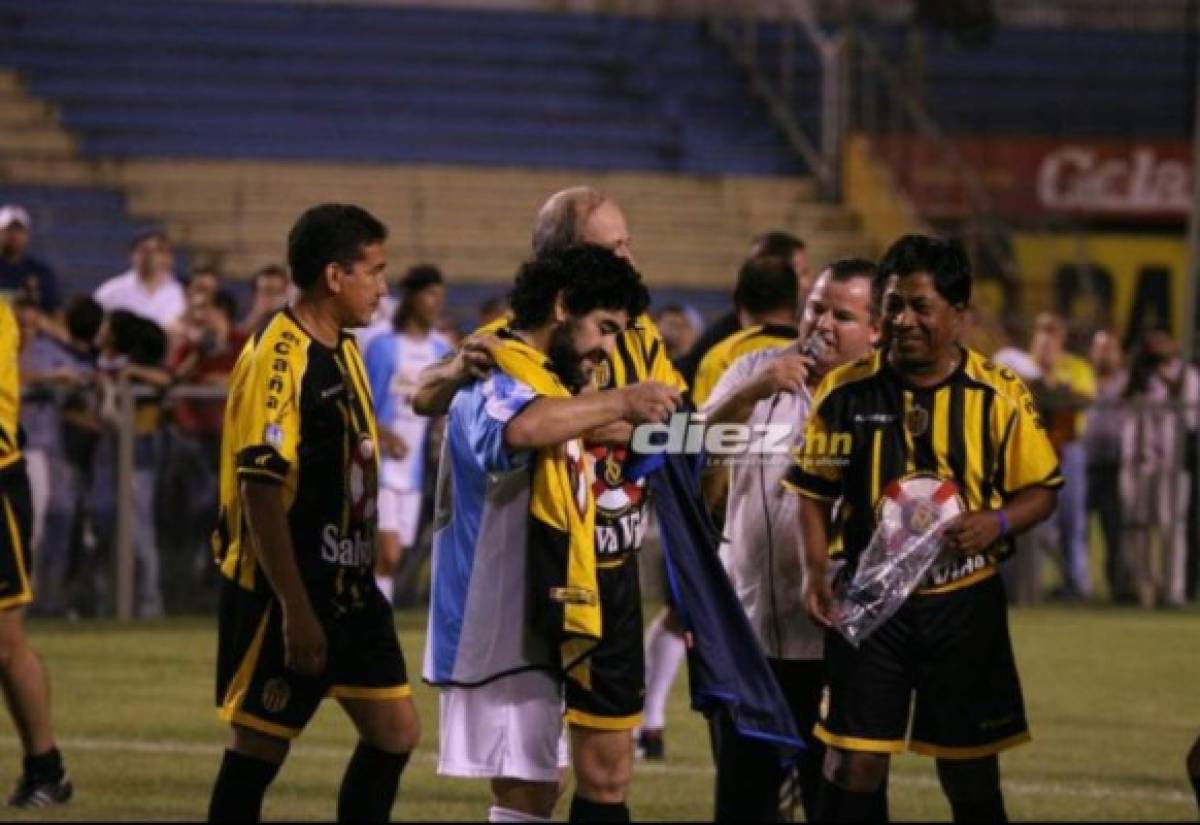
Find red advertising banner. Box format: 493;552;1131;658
873;135;1191;223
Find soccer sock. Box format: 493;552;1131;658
488;805;552;823
945;791;1007;824
840;787;886;822
873;787;891;822
643;615;686;729
568;793;631;823
336;741;410;824
207;749;281;824
375;574;395;604
813;779;888;823
1191;772;1200;813
23;747;65;783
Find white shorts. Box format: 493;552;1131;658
377;487;421;548
437;669;570;782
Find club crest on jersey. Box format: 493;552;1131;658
905;405;930;437
603;455;623;487
593;359;613;389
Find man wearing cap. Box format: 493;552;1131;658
0;206;60;316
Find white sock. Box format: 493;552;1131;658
376;574;395;604
488;805;550;823
642;612;686;730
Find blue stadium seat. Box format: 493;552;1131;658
0;0;806;175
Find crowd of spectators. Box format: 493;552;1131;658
3;202;1198;617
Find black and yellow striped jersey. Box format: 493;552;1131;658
0;300;20;472
785;347;1063;594
588;314;687;560
212;309;380;610
691;323;798;406
481;312;687;559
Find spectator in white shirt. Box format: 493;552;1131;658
94;229;186;331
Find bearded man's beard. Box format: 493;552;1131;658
547;319;590;392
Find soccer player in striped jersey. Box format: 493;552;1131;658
207;205;418;824
791;235;1061;823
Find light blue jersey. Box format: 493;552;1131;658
423;371;555;686
364;330;453;491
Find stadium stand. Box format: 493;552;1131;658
867;25;1192;138
0;0;807;174
0;0;872;296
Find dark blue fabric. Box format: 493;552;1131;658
631;448;805;761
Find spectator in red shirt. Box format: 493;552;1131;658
170;289;245;443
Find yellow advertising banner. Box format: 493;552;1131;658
1010;232;1188;344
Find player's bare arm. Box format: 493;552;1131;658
504;381;679;450
944;485;1059;555
583;420;634;445
240;479;327;676
411;333;499;416
798;495;836;628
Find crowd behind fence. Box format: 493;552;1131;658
17;324;1200;620
7;205;1200;618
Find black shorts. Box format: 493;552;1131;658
0;461;33;611
566;557;644;730
215;578;410;739
816;572;1029;759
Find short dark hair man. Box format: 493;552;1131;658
792;234;1061;823
207;204;419;824
676;229;809;389
691;254;800;406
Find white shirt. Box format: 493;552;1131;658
94;270;186;329
992;346;1042;382
364;329;453;491
702;343;823;661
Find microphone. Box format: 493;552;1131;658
800;332;829;361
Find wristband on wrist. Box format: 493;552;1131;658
995;509;1010;538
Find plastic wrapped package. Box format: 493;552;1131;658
833;475;965;646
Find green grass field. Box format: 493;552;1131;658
3;605;1198;821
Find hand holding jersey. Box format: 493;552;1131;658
424;246;660;822
791;236;1060;825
